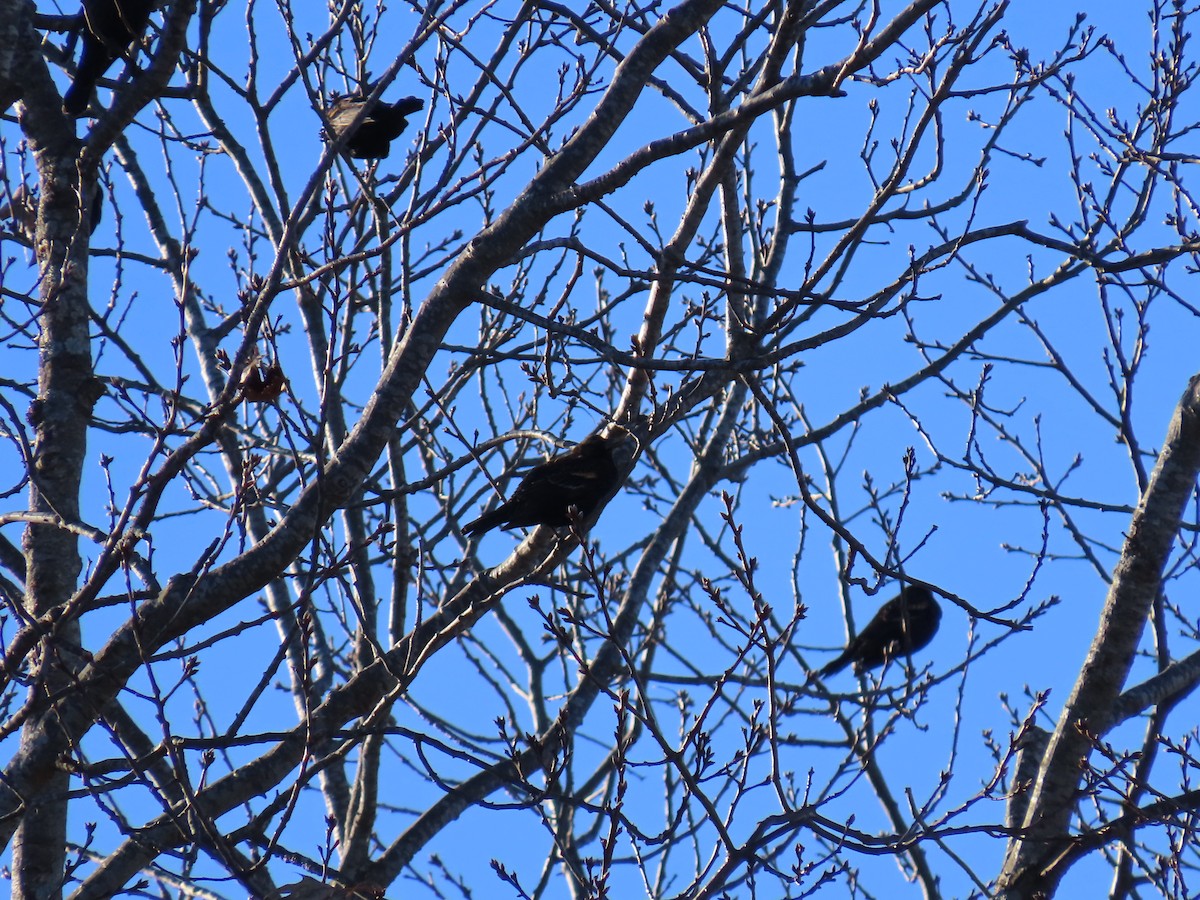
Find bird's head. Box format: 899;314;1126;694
599;425;640;470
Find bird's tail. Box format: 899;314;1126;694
63;75;96;116
390;96;425;116
818;653;852;678
462;508;508;537
63;49;111;116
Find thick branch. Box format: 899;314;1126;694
997;373;1200;897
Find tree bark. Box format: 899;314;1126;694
997;373;1200;897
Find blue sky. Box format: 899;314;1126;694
4;1;1200;896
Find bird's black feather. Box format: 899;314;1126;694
325;94;424;159
63;0;155;116
463;430;630;537
820;585;941;677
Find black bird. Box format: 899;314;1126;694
463;430;631;537
325;94;424;159
820;584;942;677
62;0;156;116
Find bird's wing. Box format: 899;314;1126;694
327;98;363;129
544;460;610;490
516;450;613;500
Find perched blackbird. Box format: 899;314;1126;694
820;584;942;677
62;0;156;116
325;94;424;159
462;430;631;537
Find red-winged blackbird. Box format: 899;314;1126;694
820;584;942;677
325;94;424;159
462;429;632;537
62;0;156;116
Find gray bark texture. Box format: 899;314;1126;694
997;374;1200;897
